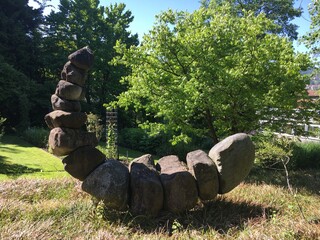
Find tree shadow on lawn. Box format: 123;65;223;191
0;135;38;148
246;167;320;195
101;197;275;236
0;155;42;176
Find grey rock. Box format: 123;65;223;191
129;154;163;216
61;61;87;87
62;146;106;181
51;94;81;112
68;46;94;70
82;160;129;211
55;80;83;101
44;110;87;129
156;155;198;213
48;127;98;156
186;150;219;201
208;133;255;194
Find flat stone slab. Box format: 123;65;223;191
68;46;94;70
61;61;87;87
62;146;105;181
129;154;163;216
156;155;198;213
55;80;83;101
51;94;81;112
208;133;255;194
48;127;98;156
186;150;219;201
82;160;129;211
44;110;87;129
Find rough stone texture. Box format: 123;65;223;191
82;160;129;211
129;154;163;216
186;150;219;201
62;146;106;181
61;61;87;87
51;94;81;112
68;46;94;70
79;87;86;101
156;155;198;213
44;110;87;129
208;133;255;194
55;80;83;101
48;127;98;156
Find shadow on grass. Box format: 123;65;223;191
99;197;275;236
246;167;320;195
0;155;42;176
0;135;35;148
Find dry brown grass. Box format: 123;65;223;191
0;169;319;239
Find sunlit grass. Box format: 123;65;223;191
0;135;65;180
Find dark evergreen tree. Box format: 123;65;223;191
42;0;139;123
0;0;45;130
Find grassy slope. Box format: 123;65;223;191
0;135;67;180
0;135;155;180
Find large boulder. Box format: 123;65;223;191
82;159;129;211
61;61;87;87
186;150;219;201
129;154;163;217
48;127;98;156
68;46;94;70
44;110;87;129
208;133;255;194
156;155;198;213
55;80;83;101
51;94;81;112
62;146;106;181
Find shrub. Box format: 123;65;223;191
106;122;118;159
253;132;295;169
22;127;49;148
291;142;320;169
118;128;209;159
86;113;104;142
119;128;160;154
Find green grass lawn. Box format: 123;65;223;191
0;135;154;180
0;135;67;180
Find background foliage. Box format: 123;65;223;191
114;3;312;145
0;0;320;165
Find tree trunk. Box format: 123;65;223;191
205;109;219;145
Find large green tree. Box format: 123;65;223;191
0;0;44;129
304;0;320;55
202;0;302;40
114;3;311;145
42;0;138;118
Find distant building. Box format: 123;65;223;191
307;89;319;100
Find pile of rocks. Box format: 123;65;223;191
45;47;255;217
45;47;105;181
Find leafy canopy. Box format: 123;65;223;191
114;3;311;144
202;0;302;40
304;0;320;56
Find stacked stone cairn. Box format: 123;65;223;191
45;47;255;217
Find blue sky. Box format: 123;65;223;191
29;0;312;52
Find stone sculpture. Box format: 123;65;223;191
45;47;255;217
